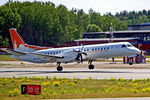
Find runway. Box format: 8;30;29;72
2;67;150;79
1;61;150;79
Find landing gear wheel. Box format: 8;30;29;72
129;57;133;65
57;66;63;71
129;62;133;65
88;64;94;69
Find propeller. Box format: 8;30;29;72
73;44;87;63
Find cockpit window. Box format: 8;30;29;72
121;45;126;48
127;44;132;47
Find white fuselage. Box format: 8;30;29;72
12;42;141;63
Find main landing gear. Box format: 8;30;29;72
88;60;94;69
57;62;63;71
56;60;95;71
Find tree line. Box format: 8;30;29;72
0;1;150;46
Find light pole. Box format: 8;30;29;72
110;23;115;62
110;23;113;43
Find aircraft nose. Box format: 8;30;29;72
134;48;141;55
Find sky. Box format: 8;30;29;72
0;0;150;15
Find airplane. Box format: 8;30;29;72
1;28;141;71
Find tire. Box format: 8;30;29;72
57;66;63;71
129;62;133;65
88;64;94;69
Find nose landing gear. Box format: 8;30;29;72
129;57;133;65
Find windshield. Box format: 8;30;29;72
127;44;133;47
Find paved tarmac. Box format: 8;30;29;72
1;61;150;79
1;67;150;79
1;61;150;100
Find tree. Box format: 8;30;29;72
0;5;22;46
1;1;150;46
0;35;9;46
86;24;102;32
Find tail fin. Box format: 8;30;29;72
9;28;49;52
9;29;25;51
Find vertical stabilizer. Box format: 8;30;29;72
9;28;49;52
9;29;25;49
9;28;27;52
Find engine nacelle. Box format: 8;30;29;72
60;50;78;63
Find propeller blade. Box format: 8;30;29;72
75;54;84;63
73;45;87;63
80;54;83;63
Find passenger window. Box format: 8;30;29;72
122;45;126;48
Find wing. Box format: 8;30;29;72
0;48;25;56
1;48;64;61
28;53;64;60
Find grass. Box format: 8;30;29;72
0;55;17;61
1;77;150;99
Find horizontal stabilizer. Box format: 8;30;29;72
0;48;25;56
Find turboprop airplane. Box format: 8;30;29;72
1;28;141;71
